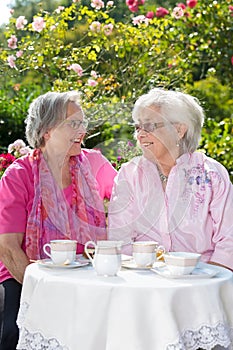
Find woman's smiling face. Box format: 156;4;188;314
43;101;87;158
135;106;179;162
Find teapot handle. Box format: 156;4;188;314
84;241;96;265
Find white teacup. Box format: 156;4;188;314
133;241;165;268
163;252;201;275
84;240;122;277
43;239;77;265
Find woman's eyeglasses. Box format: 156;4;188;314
64;119;88;130
134;122;165;133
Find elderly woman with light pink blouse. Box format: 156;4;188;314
108;88;233;271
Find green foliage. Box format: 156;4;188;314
0;0;232;179
200;117;233;181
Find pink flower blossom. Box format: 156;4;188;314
186;0;197;8
132;15;150;26
68;63;83;76
177;3;186;9
91;70;98;78
87;79;98;87
172;6;184;19
50;25;57;31
7;35;18;49
91;0;104;10
156;7;169;18
16;50;23;58
7;55;16;69
103;23;114;36
19;146;32;155
55;6;65;14
89;21;101;32
16;16;28;30
126;0;135;5
231;56;233;65
8;139;26;153
229;5;233;16
0;153;16;171
128;4;138;12
146;11;154;19
32;17;46;32
106;1;114;7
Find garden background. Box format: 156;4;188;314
0;0;232;180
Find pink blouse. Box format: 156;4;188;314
0;149;117;282
108;152;233;270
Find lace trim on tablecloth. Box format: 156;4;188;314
16;327;69;350
17;302;69;350
166;322;233;350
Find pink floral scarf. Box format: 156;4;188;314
25;149;106;260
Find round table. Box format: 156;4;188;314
17;261;233;350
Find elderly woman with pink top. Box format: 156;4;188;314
0;91;117;349
108;88;233;271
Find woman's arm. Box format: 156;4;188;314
0;233;30;284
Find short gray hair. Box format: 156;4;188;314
132;88;205;153
25;90;81;148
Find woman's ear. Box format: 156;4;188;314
43;131;51;142
176;123;188;139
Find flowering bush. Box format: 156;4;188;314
0;139;31;178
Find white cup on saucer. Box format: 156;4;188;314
132;241;165;268
43;240;77;265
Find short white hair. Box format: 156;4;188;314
132;88;205;153
25;90;81;148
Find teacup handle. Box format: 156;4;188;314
43;243;52;259
84;241;96;265
156;245;166;261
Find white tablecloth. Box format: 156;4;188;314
17;262;233;350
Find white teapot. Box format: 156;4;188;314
84;240;122;276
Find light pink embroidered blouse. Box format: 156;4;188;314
108;152;233;270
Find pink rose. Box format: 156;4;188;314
128;4;138;12
68;63;83;76
55;6;65;14
91;70;98;78
16;50;23;58
16;16;28;30
186;0;197;8
89;21;101;32
87;79;98;87
155;7;169;18
229;5;233;16
32;17;46;32
91;0;104;10
7;55;16;69
126;0;135;5
146;11;154;19
106;1;114;7
231;57;233;65
7;35;17;49
132;15;149;26
177;3;186;9
172;6;184;19
103;23;114;36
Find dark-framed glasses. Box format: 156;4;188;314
64;119;88;130
134;122;165;133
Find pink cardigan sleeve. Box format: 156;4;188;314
83;149;117;200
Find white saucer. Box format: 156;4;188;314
151;263;218;279
38;259;89;269
121;259;165;270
